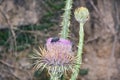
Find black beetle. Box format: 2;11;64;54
51;37;60;43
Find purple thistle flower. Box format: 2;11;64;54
46;37;73;55
32;37;77;78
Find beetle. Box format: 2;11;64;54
51;37;60;43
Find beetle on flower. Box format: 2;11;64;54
32;37;78;79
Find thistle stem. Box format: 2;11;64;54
70;23;84;80
50;76;59;80
60;0;73;39
49;70;61;80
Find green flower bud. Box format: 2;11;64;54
74;7;89;23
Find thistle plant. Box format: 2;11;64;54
31;0;74;80
31;0;89;80
32;37;77;80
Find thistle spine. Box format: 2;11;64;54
60;0;73;39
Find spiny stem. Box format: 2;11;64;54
70;23;84;80
77;23;84;58
60;0;73;39
50;76;59;80
50;72;60;80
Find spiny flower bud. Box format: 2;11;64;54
74;7;89;23
32;37;77;79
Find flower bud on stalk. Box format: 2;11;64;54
74;7;89;23
70;7;89;80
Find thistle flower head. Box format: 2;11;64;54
74;7;89;23
46;37;73;55
32;37;76;78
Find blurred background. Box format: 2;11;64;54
0;0;120;80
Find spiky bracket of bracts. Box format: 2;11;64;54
31;37;79;79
